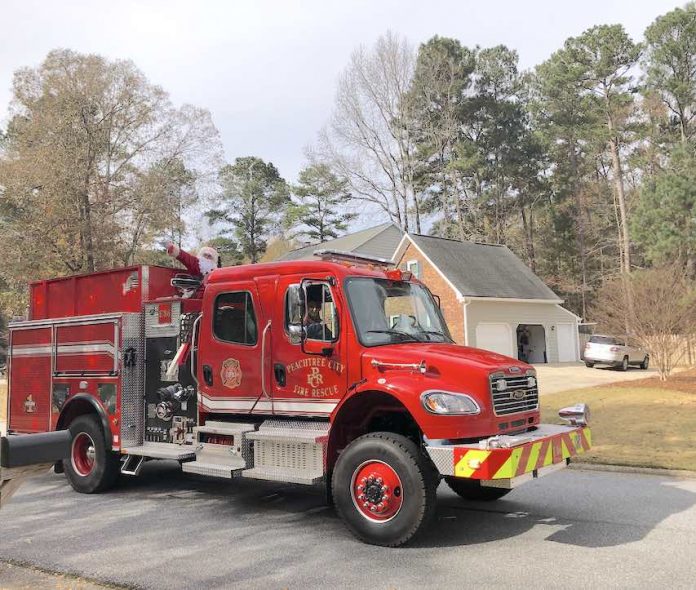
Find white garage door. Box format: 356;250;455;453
475;323;513;357
556;323;577;362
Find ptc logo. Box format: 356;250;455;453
307;367;324;388
24;394;37;413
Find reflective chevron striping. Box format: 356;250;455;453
456;426;594;480
454;449;492;478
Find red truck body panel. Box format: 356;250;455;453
30;265;181;320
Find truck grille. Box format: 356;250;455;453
489;374;539;416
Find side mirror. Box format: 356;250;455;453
288;323;303;345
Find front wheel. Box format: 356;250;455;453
640;356;649;370
585;361;595;368
63;415;120;494
331;432;438;547
444;477;512;501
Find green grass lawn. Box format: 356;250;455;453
541;377;696;472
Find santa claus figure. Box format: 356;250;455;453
166;241;220;279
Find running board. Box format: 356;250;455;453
242;467;324;485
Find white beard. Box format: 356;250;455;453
198;257;216;276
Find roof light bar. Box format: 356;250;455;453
313;249;394;268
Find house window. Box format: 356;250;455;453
406;259;421;279
213;292;258;345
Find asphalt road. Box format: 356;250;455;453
1;464;695;589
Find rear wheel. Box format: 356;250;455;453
332;432;438;547
64;415;119;494
585;361;595;368
444;477;511;501
640;356;649;370
619;356;629;371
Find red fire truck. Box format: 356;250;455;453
2;251;591;546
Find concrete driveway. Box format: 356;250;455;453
534;362;661;395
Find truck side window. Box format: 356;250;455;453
285;283;338;343
305;284;337;342
214;292;258;345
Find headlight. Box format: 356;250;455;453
421;391;480;415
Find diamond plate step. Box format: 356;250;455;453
121;442;195;461
242;467;324;485
194;421;256;436
246;420;330;444
182;457;246;479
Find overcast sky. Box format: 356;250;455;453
0;0;686;184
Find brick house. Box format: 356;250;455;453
393;234;580;363
278;223;580;363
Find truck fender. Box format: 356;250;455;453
56;394;113;452
328;386;424;472
334;377;430;431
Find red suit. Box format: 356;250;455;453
174;248;202;277
166;243;219;298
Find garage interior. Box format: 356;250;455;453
516;324;547;364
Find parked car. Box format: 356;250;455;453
583;335;649;371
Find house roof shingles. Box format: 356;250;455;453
409;234;561;302
279;222;403;262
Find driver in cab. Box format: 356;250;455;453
306;297;333;341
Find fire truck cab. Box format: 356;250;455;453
3;251;591;546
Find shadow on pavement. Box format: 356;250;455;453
97;462;696;550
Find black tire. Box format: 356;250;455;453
63;415;120;494
619;356;629;371
331;432;438;547
640;356;649;370
444;476;512;501
585;361;595;368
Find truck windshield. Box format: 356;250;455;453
344;277;453;346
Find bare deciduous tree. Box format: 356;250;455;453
0;49;222;293
317;32;421;231
592;263;696;379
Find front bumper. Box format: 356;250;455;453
584;351;622;363
425;424;591;488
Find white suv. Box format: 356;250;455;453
583;335;649;371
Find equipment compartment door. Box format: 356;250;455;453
198;283;265;413
8;326;52;433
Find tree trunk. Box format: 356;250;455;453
81;189;95;273
455;194;466;242
414;192;422;234
608;136;631;274
570;146;588;320
520;204;536;273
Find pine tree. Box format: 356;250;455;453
286;163;355;245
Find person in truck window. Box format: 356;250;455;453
306;296;333;341
166;241;220;279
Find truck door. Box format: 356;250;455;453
269;277;347;417
198;282;265;414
